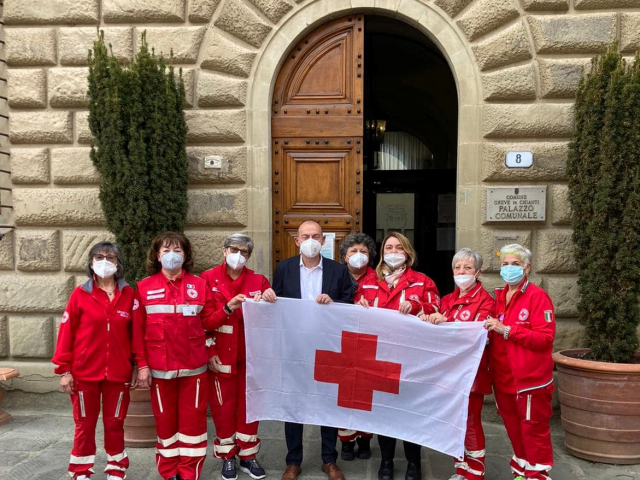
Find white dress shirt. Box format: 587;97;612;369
299;255;323;301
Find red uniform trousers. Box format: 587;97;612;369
209;361;260;460
494;389;553;480
453;393;486;480
151;372;208;480
69;380;130;478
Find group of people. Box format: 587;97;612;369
52;220;556;480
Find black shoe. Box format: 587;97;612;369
404;462;421;480
341;441;356;461
356;437;371;459
378;460;394;480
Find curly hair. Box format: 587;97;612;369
339;233;377;266
146;231;194;274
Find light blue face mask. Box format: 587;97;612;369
161;251;184;270
500;264;525;286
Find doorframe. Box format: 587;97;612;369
246;1;482;275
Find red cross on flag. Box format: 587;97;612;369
243;297;488;458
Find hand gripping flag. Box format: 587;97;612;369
242;297;488;458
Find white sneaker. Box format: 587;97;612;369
75;476;88;480
448;475;466;480
107;476;123;480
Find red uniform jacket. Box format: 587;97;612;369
53;278;136;383
200;263;272;376
440;281;495;394
490;279;556;394
133;271;216;373
356;267;440;315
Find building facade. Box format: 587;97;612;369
0;0;638;393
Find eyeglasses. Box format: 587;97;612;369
227;246;250;257
94;254;118;263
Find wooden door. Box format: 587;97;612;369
272;15;364;267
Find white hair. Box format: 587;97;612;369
500;243;531;266
451;248;483;271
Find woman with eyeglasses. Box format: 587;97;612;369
200;233;277;480
53;242;138;480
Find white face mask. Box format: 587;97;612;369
93;259;118;279
161;251;184;270
454;274;477;291
300;238;322;258
226;251;247;270
384;253;406;269
348;252;369;269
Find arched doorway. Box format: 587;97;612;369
270;14;459;292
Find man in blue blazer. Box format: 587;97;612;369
273;220;353;480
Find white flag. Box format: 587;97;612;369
243;297;488;458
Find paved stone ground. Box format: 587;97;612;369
0;393;638;480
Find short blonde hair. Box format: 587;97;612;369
500;243;531;266
376;231;416;277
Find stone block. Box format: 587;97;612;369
551;184;571;225
621;14;640;53
16;230;61;272
575;0;640;8
456;0;519;42
248;0;293;24
0;275;74;313
51;148;100;185
554;319;583;351
6;28;56;66
480;228;532;272
187;189;248;227
189;0;222;22
5;0;99;24
472;22;532;71
10;148;50;184
197;72;247;107
0;230;14;271
528;14;616;54
482;142;568;182
544;276;579;317
7;69;46;108
63;231;115;272
483;104;573;138
103;0;186;23
143;27;206;64
187;146;247;184
200;31;257;78
8;317;54;358
521;0;568;10
538;58;590;99
482;64;536;101
10;112;73;144
433;0;473;18
13;188;104;226
0;317;6;357
185;110;246;143
187;230;235;272
75;111;94;144
181;69;196;108
215;0;272;48
535;229;576;273
48;68;89;108
60;27;133;66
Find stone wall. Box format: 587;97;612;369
0;0;637;392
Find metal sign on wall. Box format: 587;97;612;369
486;187;546;222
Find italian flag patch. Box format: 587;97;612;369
544;310;553;322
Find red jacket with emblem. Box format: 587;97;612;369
53;278;136;383
133;271;217;372
355;267;440;315
200;263;272;376
490;279;556;394
440;281;495;394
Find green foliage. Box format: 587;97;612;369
88;31;189;283
568;42;640;363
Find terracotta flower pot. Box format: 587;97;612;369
552;348;640;464
124;387;156;448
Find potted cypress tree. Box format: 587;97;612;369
553;43;640;464
87;32;189;447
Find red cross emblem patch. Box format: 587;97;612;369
518;308;529;321
459;310;471;321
